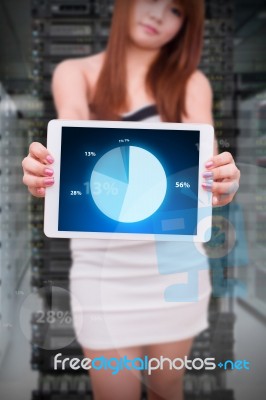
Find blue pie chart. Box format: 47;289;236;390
90;146;167;223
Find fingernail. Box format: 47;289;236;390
44;177;54;185
44;168;54;176
202;171;213;179
213;196;218;204
205;161;214;168
202;182;213;191
46;155;54;164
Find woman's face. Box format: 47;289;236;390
129;0;184;50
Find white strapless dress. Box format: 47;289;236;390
68;106;212;350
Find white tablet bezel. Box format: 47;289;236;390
44;119;214;242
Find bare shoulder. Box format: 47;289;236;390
80;51;106;72
53;57;85;78
52;51;105;89
182;70;213;124
186;70;212;97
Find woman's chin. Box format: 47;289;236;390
129;34;162;50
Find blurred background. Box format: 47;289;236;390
0;0;266;399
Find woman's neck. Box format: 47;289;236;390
125;41;160;76
116;41;160;112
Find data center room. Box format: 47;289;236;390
0;0;266;399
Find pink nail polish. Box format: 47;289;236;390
46;155;54;164
202;171;213;179
205;161;214;168
44;177;54;185
44;168;54;176
202;182;213;191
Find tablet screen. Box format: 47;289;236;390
58;127;200;236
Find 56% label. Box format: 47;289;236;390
175;182;190;188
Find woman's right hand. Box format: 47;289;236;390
22;142;55;197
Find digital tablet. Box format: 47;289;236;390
44;120;214;242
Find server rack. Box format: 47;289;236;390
0;83;31;367
232;4;266;320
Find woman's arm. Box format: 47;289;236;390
182;70;218;155
182;70;240;207
51;59;90;120
22;59;91;198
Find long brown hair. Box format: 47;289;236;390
90;0;205;122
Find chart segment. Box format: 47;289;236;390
93;146;128;183
90;146;167;223
90;172;128;221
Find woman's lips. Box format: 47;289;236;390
140;23;159;34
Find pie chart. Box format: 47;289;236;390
90;146;167;223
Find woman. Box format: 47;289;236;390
22;0;240;399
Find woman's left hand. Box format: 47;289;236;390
202;151;241;207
